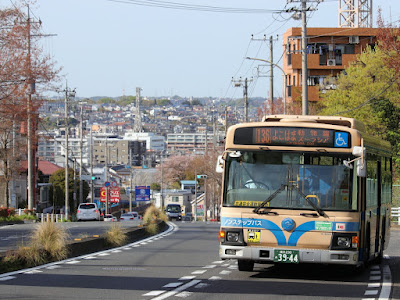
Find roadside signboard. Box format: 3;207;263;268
135;186;150;202
196;204;204;216
100;187;121;203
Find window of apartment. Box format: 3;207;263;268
171;196;179;203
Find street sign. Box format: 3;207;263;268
100;187;120;203
111;181;118;188
104;181;110;187
135;186;150;202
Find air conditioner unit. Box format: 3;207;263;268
349;36;360;44
327;59;336;66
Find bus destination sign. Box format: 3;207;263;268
234;127;350;148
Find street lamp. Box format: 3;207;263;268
246;57;287;115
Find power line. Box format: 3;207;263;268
108;0;285;14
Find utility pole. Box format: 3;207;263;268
79;102;85;204
62;83;76;220
286;0;322;115
301;0;308;115
129;148;133;213
232;77;253;122
105;137;109;215
90;128;94;203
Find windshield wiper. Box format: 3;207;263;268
253;183;327;217
253;184;286;214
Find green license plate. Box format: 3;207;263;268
273;249;299;263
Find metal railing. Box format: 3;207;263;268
36;213;65;223
392;207;400;225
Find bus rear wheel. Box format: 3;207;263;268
238;260;254;272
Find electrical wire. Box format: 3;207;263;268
108;0;284;14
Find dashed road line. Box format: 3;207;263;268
151;280;201;300
163;282;183;288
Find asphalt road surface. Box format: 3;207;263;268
0;221;398;300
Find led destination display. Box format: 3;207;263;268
234;127;350;148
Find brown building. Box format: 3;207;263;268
283;27;379;104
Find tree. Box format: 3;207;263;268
318;46;400;175
0;1;60;207
49;168;90;213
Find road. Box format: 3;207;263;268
0;222;398;300
0;221;142;253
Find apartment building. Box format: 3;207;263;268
283;27;379;103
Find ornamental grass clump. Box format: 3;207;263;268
105;223;127;246
143;205;168;235
30;221;69;261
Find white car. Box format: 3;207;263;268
120;212;139;221
76;203;100;221
103;214;117;222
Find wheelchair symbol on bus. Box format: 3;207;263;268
334;132;349;148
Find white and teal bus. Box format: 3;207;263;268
217;115;392;271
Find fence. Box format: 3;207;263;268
35;213;65;223
392;207;400;225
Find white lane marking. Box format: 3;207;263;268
228;265;237;269
208;276;222;281
369;275;381;281
111;250;122;253
65;260;80;264
364;290;379;296
371;265;380;270
122;247;131;250
368;282;380;288
163;282;183;288
195;283;209;289
203;265;216;269
222;264;230;267
179;276;196;281
151;280;201;300
175;291;192;298
370;270;381;275
24;270;42;274
0;276;16;281
46;265;61;270
143;291;165;296
220;270;231;275
379;264;392;300
212;261;224;264
83;256;96;260
191;270;207;275
140;243;148;245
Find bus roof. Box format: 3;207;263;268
262;115;366;132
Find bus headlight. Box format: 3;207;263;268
331;233;358;250
337;237;351;248
227;232;240;243
220;229;244;246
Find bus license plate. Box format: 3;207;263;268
273;250;299;264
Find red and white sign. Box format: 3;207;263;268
100;187;120;203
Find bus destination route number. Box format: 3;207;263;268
233;126;350;148
273;249;299;264
254;127;333;147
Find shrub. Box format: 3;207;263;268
30;222;69;261
0;208;14;218
105;224;127;246
143;205;168;235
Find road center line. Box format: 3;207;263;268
151;280;201;300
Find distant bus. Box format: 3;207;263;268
217;115;392;271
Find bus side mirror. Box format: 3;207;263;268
216;155;224;173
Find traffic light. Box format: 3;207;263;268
91;176;96;180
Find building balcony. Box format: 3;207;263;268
288;53;358;70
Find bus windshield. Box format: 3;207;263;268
223;151;356;211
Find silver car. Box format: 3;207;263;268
76;203;100;221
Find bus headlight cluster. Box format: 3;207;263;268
227;232;240;243
331;233;358;250
219;229;244;245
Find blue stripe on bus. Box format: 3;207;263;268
221;217;360;246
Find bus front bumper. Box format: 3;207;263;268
219;245;359;265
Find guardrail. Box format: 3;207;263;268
392;207;400;225
36;213;65;223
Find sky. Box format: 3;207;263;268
14;0;400;99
